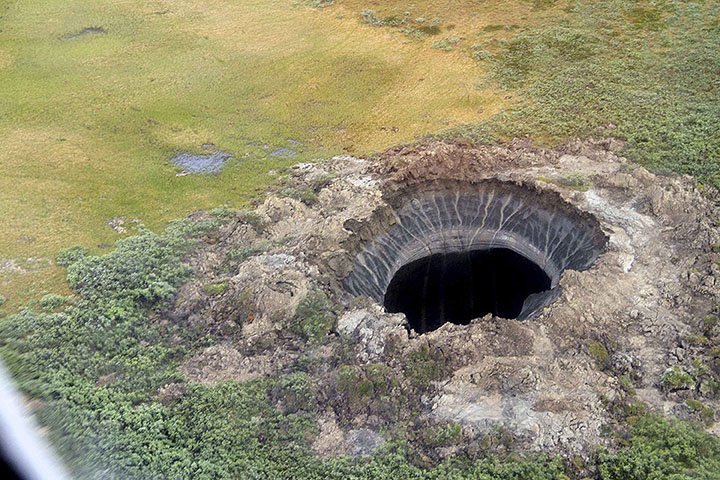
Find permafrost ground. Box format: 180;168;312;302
168;139;719;459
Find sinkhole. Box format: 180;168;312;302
344;180;607;334
384;248;551;333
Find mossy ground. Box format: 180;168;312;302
1;0;719;475
3;0;718;310
0;0;507;309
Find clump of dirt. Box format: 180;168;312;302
163;139;720;460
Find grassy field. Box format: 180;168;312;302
0;0;511;309
1;0;718;311
463;0;720;184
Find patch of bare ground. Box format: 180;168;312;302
168;139;719;459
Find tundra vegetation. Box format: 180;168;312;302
1;218;719;478
0;0;719;477
2;0;718;310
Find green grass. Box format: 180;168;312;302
451;0;720;188
0;0;501;309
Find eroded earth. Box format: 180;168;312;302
164;139;720;461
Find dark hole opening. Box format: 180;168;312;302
383;248;551;334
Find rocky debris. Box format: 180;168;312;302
608;351;644;381
345;429;385;456
106;217;127;233
167;138;720;459
106;217;142;234
337;306;407;362
312;413;385;458
0;257;52;275
312;413;347;457
155;383;187;405
180;344;281;385
0;259;26;274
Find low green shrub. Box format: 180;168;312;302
558;173;591;191
279;187;319;205
686;399;715;425
661;367;695;391
291;290;335;343
598;415;720;480
526;0;558;10
38;293;73;310
360;9;385;27
223;243;271;270
404;347;448;387
55;246;88;267
422;421;463;448
431;36;463;51
588;340;611;368
471;44;492;61
202;281;228;296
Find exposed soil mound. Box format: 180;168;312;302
168;139;719;459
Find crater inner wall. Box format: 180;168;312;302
344;180;607;318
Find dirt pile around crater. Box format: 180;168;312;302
165;139;719;460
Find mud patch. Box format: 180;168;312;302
172;151;232;175
62;26;107;40
269;147;298;159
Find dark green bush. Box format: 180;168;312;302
291;290;335;343
0;216;228;476
55;245;88;267
598;415;720;480
66;229;193;305
662;367;695;392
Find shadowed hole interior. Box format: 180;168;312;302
383;248;551;333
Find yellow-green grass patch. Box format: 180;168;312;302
0;0;511;310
